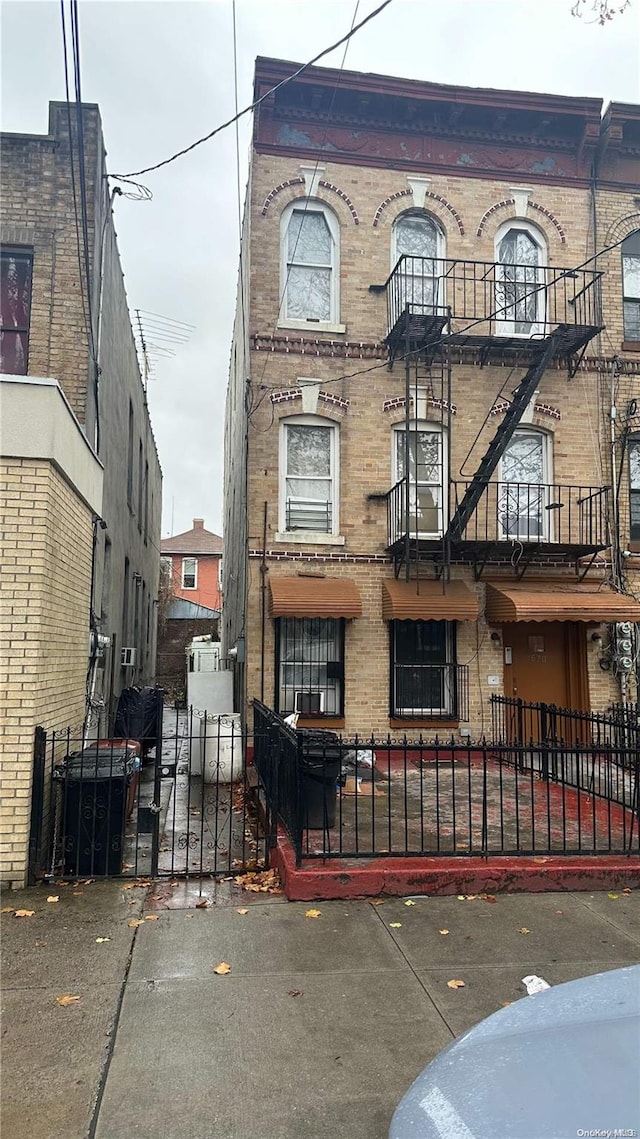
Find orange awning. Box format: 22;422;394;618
268;575;362;619
382;579;480;621
485;581;640;623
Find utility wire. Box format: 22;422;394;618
109;0;393;181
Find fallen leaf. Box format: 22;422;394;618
95;937;111;944
128;919;145;928
14;909;35;918
184;915;194;919
457;895;466;901
389;922;402;928
305;909;321;919
403;900;416;907
47;896;59;903
72;892;83;897
236;908;249;915
371;899;385;906
288;989;303;997
439;929;449;935
501;1001;512;1007
213;962;231;975
608;893;619;900
481;894;497;904
82;880;95;885
1;906;15;914
447;979;466;989
144;915;159;921
555;909;564;915
121;883;137;891
195;900;208;909
518;927;530;935
622;888;632;895
533;857;548;864
465;894;478;901
56;994;80;1006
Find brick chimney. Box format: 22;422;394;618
193;518;204;529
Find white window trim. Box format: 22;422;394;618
391;209;445;271
279;414;340;538
392;420;448;538
181;556;198;590
494;219;548;338
278;199;342;331
499;428;554;542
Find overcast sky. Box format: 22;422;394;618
2;0;639;538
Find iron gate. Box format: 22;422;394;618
29;704;271;882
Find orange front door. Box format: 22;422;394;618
502;622;588;743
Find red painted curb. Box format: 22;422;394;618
270;830;640;901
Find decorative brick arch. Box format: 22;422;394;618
261;178;359;224
373;189;465;234
604;211;640;248
476;199;566;245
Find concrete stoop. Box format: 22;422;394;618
271;829;640;901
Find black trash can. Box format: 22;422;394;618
56;747;136;876
297;729;342;829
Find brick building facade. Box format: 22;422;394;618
223;59;640;738
0;103;162;886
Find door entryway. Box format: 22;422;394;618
502;621;589;742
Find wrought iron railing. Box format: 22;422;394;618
387;477;609;550
384;255;603;341
252;701;639;864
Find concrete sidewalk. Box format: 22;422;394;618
2;882;640;1139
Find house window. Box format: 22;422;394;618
622;231;640;342
281;202;339;323
393;422;446;537
391;620;457;718
182;557;197;590
629;437;640;542
495;222;546;336
160;556;172;579
499;429;550;541
276;617;344;717
392;212;445;314
0;248;33;375
280;416;338;534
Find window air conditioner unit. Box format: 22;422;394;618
294;690;325;715
121;647;137;668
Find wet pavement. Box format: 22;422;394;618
2;880;640;1139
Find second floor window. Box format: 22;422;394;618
281;416;337;534
182;557;197;590
499;429;550;541
0;248;33;375
622;231;640;342
393;423;446;537
630;437;640;543
281;202;339;324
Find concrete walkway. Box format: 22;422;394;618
2;880;640;1139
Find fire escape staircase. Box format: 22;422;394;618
446;333;558;544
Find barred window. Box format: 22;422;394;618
276;617;344;717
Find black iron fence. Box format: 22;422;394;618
29;704;269;882
385;255;602;341
253;700;639;865
387;476;609;552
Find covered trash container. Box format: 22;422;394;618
297;729;342;829
55;746;139;876
113;686;163;759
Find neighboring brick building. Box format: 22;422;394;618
160;518;223;611
0;103;162;887
223;59;640;738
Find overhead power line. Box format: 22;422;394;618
109;0;394;181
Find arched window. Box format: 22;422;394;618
622;231;640;342
392;212;445;315
392;421;447;537
499;428;552;541
279;414;339;535
495;221;547;336
280;201;340;325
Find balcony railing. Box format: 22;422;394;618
387;478;610;553
384;255;603;346
392;663;469;721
